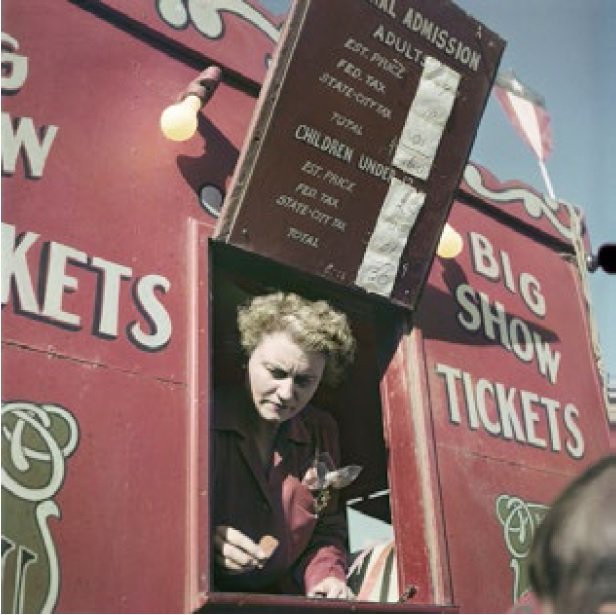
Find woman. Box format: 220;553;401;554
212;291;356;599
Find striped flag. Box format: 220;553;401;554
493;70;553;161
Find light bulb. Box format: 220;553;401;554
437;222;463;259
160;94;201;141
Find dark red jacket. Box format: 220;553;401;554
211;390;348;594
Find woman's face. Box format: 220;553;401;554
247;330;326;423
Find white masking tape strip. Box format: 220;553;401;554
355;177;426;296
393;56;460;180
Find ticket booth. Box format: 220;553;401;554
6;2;609;615
197;0;503;611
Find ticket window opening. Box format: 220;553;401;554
208;243;399;604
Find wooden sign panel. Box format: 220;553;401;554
2;0;253;610
215;0;505;309
414;165;612;612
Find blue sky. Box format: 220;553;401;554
454;0;616;384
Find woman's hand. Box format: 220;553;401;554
307;576;355;600
214;525;266;575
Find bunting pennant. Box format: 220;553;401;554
493;70;553;162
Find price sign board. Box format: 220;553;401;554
215;0;505;309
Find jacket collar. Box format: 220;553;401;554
213;388;312;445
213;389;314;508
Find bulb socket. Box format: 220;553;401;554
182;65;222;106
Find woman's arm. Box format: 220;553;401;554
298;509;350;594
294;410;353;596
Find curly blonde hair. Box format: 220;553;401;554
237;292;356;386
